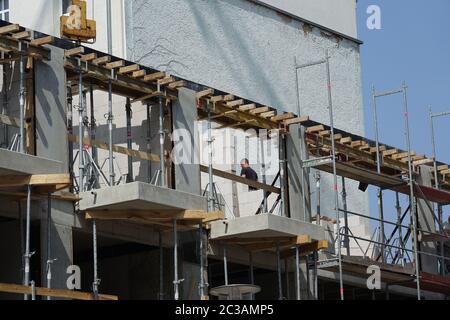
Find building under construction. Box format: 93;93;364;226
0;0;449;300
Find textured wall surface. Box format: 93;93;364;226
125;0;369;218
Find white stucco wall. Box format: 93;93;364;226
251;0;358;38
126;0;369;219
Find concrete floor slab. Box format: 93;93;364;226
79;181;208;212
0;149;65;175
210;213;325;241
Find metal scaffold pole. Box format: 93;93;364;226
78;61;85;192
429;107;450;275
278;133;286;217
146;103;152;183
158;85;166;187
18;53;25;153
402;82;421;300
223;244;229;286
341;177;350;255
207;101;214;212
173;219;180;300
126;98;133;182
46;193;55;300
249;251;255;300
89;84;97;165
107;78;115;186
67;82;74;190
325;51;344;300
92;219;99;299
295;246;301;300
276;243;283;300
23;185;32;300
371;85;386;263
199;223;206;299
395;192;405;266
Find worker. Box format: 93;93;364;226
240;158;258;191
444;215;450;236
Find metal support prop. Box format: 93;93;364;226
89;84;97;164
278;134;286;217
315;172;321;224
23;185;32;300
260;132;268;212
146;104;152;183
372;85;386;263
402;83;421;300
276;243;283;300
207;102;214;212
107;78;115;186
429;107;450;275
46;194;53;300
31;281;36;301
199;223;206;298
78;63;85;192
158;85;166;187
106;0;112;55
173;219;179;300
223;244;229;286
341;177;350;255
19;54;25;153
159;231;164;300
249;251;255;300
295;246;301;300
126;98;133;182
395;192;405;266
67;82;74;190
325;52;344;300
92;219;99;299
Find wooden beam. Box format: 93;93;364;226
157;76;175;86
199;165;280;194
0;24;20;35
0;36;50;60
131;69;146;78
86;209;221;222
144;71;166;82
260;111;276;118
392;151;415;160
369;145;387;154
413;158;434;166
30;36;54;46
118;64;139;75
271;112;295;122
196;88;214;99
0;283;117;300
283;116;310;126
64;47;84;57
0;174;70;187
105;60;125;69
340;137;352;144
438;165;449;171
238;104;256;111
167;80;186;89
92;55;111;65
382;149;398;157
249;106;270;115
12;31;31;40
130;91;164;103
68;134;160;162
306;125;325;134
80;53;97;61
226;99;245;108
280;240;329;259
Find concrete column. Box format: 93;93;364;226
416;165;438;274
172;88;201;194
286;124;311;221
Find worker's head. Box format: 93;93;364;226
240;158;250;169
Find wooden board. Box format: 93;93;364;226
0;174;70;188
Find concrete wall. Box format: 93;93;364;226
125;0;369;221
250;0;358;38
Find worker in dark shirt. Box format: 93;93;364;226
240;158;258;191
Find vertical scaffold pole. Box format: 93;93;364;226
89;84;97;164
173;219;179;300
295;246;301;300
207;102;214;212
107;78;115;186
395;192;405;266
18;53;25;153
341;177;350;255
325;51;344;300
78;61;85;192
402;82;421;300
372;85;386;263
126;98;133;182
158;85;166;187
278;133;286;217
67;82;74;190
46;193;53;300
92;219;99;299
199;223;206;299
276;243;283;300
23;184;32;300
223;244;229;286
146;103;152;183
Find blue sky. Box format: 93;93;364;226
355;1;450;240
